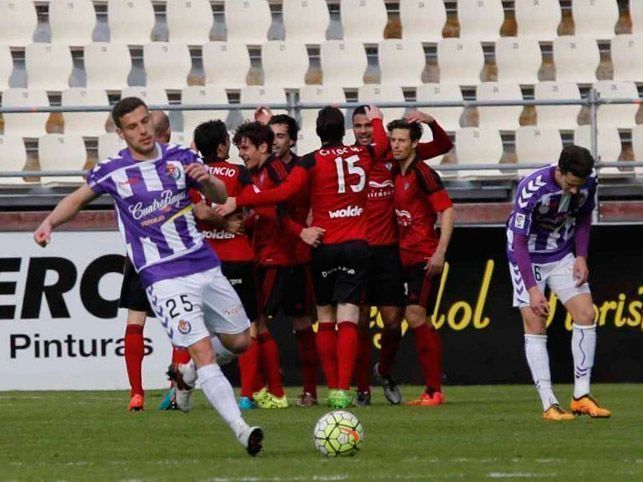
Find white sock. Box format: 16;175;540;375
525;334;559;411
572;323;596;399
197;364;249;439
211;336;237;366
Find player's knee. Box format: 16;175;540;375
574;306;596;326
225;332;252;354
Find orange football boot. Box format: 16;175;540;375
570;395;611;418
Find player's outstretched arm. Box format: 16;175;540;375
33;184;98;247
425;206;454;278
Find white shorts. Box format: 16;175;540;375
509;253;591;308
146;266;251;348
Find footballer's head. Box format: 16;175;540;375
150;110;171;143
352;105;373;146
193;119;230;163
233;121;274;170
112;97;156;159
387;119;422;162
268;114;299;159
556;145;595;194
316;106;345;144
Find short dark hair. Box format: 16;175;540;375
316;106;345;143
233;121;274;149
193;120;229;161
386;118;422;142
558;145;595;178
351;105;369;121
112;97;148;129
268;114;299;142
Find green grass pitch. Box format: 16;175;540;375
2;384;642;481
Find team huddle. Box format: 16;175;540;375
33;97;610;457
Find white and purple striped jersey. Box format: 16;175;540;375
506;165;597;264
87;142;219;288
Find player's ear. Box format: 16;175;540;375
115;127;125;141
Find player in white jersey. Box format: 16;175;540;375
34;97;264;456
507;145;610;421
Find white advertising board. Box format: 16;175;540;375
0;232;173;390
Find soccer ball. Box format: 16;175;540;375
313;410;364;457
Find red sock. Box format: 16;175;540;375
337;321;359;390
413;324;442;394
295;326;319;397
315;322;338;389
378;324;402;376
354;327;372;392
124;324;144;397
257;332;285;398
426;326;443;393
238;338;259;398
171;347;191;365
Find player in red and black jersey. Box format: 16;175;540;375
388;118;455;406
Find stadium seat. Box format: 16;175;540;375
0;45;13;91
49;0;96;47
320;41;367;88
0;1;37;47
84;42;132;91
61;88;109;137
166;0;214;45
228;131;242;163
631;124;643;176
495;37;542;85
553;36;599;84
38;134;87;184
181;85;229;137
476;82;524;131
594;80;639;129
632;0;643;35
239;86;287;121
25;43;73;91
225;0;271;45
437;38;484;86
296;130;321;156
2;88;50;137
572;0;618;40
418;128;455;179
120;86;169;109
574;125;624;176
340;0;388;44
611;35;643;83
107;0;155;45
358;84;406;121
261;41;309;89
455;127;508;178
299;85;346;133
399;0;447;43
378;39;425;88
534;81;581;129
457;0;504;42
0;136;29;185
282;0;330;44
514;0;562;41
515;126;563;177
415;83;464;132
202;42;250;89
143;43;191;90
97;132;126;161
168;131;190;148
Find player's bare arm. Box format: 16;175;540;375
185;163;227;204
573;256;590;286
425;206;455;277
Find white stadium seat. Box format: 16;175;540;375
25;43;73;91
166;0;213;45
320;41;367;88
378;39;425;88
632;0;643;35
399;0;447;43
61;88;109;137
553;36;599;84
227;131;242;164
143;42;191;90
574;125;624;176
0;1;37;47
534;81;581;130
181;85;229;137
572;0;618;40
225;0;271;45
84;42;132;91
98;132;126;161
358;84;406;121
262;41;309;89
38;134;88;184
202;42;250;89
611;35;643;83
514;0;562;41
282;0;330;44
340;0;388;44
515;126;563;177
0;45;13;91
49;0;96;47
108;0;155;45
455;127;508;178
120;86;169;109
437;38;484;86
457;0;504;42
631;124;643;176
593;80;639;129
495;37;541;85
240;86;287;121
2;89;50;137
415;83;464;132
476;82;524;131
299;85;346;133
296;130;321;156
0;136;29;185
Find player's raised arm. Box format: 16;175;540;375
407;111;454;160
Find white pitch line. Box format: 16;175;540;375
488;473;557;479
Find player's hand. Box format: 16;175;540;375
185;162;212;185
365;104;383;121
424;251;445;278
254;106;272;125
528;287;550;319
406;110;435;124
215;197;237;217
573;256;589;286
34;221;52;247
225;215;245;235
300;226;325;247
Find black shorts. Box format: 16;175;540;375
311;240;368;306
221;261;259;322
118;257;153;315
365;245;404;308
256;265;312;318
284;263;315;317
403;263;440;311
